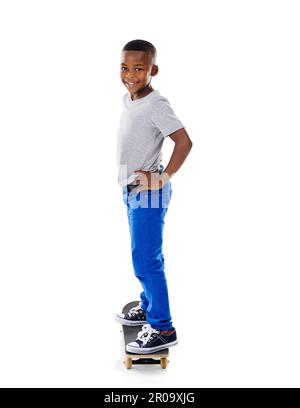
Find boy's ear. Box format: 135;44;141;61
151;65;159;76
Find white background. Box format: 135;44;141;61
0;0;299;388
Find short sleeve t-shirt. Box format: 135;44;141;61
116;89;185;187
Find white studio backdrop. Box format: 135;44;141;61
0;0;299;388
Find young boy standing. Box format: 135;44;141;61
115;39;193;354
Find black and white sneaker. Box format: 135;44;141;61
126;324;178;354
115;302;147;326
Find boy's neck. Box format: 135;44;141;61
130;85;154;101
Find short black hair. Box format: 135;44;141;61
122;39;157;63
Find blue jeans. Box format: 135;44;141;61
122;165;174;330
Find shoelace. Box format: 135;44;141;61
137;324;160;346
127;304;143;318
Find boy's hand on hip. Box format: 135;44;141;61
133;170;170;193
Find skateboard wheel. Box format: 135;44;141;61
160;358;169;369
124;357;132;369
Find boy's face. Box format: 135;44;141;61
120;50;158;93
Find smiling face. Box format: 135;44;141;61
120;50;158;98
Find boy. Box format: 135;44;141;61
115;39;193;354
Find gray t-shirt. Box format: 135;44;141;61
116;89;185;187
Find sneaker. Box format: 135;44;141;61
115;302;147;326
126;323;178;354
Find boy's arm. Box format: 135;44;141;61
161;127;193;183
133;128;193;191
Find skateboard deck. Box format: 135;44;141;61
120;301;169;369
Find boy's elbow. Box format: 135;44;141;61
184;132;193;150
181;138;193;153
187;139;193;151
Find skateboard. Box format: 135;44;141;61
120;301;169;369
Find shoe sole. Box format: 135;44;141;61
115;314;148;327
126;340;178;354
